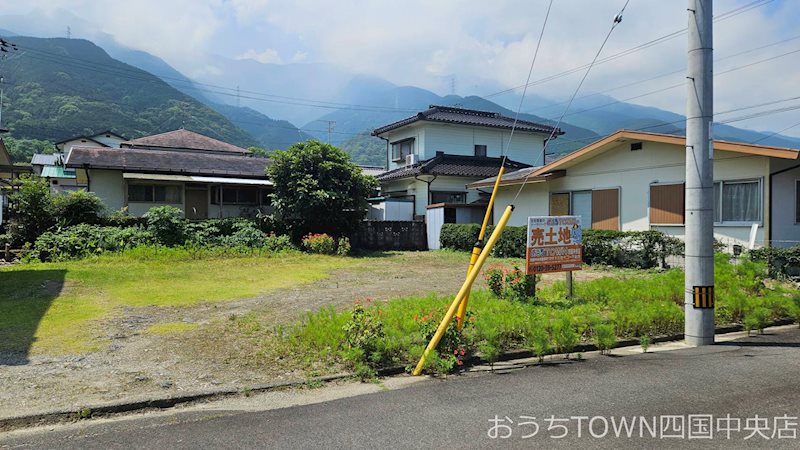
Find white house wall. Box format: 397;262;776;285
770;159;800;247
384;125;424;170
422;123;545;165
490;141;772;247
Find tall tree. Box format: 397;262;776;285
268;140;377;240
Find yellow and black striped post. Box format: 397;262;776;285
692;286;714;309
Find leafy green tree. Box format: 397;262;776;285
52;190;105;226
4;137;55;163
268;140;377;240
7;175;56;245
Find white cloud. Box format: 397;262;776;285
3;0;799;134
235;48;283;64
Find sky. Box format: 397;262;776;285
1;0;799;136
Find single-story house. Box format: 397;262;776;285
65;129;272;219
468;130;800;249
372;105;562;220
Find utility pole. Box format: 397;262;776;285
316;120;335;143
685;0;715;346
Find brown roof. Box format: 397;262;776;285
122;129;250;154
65;146;269;178
468;129;800;188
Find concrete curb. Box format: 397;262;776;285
1;319;795;433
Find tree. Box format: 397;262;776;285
268;140;377;240
7;175;56;245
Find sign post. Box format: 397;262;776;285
526;216;583;296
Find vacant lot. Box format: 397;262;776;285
1;249;575;418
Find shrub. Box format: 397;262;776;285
220;222;266;248
144;206;186;246
302;233;337;254
749;246;800;279
6;175;55;245
484;265;505;297
52;190;105;227
263;233;295;252
744;307;771;335
27;224;154;262
104;207;146;228
342;305;389;373
336;237;352;256
593;324;617;354
439;223;481;251
483;264;537;302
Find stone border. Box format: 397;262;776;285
1;319;795;433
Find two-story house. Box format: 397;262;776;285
371;105;562;220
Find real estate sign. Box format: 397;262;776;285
526;216;583;275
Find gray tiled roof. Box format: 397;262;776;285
31;153;60;166
66;146;270;178
376;153;529;182
372;105;562;136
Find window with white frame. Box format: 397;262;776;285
714;179;762;223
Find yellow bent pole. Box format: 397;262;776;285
457;166;505;330
413;204;514;376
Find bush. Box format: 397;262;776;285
552;315;579;358
440;224;683;267
524;320;551;363
336;237;352;256
52;190;105;227
27;224;154;262
342;305;389;375
144;206;186;246
483;264;537;302
263;234;295;252
302;233;337;254
6;176;55;245
104;207;146;227
749;246;800;279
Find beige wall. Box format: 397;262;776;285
88;169;126;211
490;141;772;248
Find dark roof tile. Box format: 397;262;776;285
373;105;562;136
376;153;529;182
122;129;250;154
65;146;269;178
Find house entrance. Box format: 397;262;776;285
185;188;208;219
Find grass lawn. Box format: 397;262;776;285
0;247;360;355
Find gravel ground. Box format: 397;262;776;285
0;252;609;420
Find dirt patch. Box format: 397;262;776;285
0;251;613;419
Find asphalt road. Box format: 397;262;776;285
3;328;800;449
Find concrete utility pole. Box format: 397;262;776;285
685;0;715;346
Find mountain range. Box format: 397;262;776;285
1;24;798;167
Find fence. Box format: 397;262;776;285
351;220;427;251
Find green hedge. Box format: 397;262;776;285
749;246;800;279
440;224;684;268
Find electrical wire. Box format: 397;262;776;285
511;0;631;203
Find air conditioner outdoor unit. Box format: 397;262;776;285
405;154;418;167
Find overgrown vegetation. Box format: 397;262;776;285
266;254;798;376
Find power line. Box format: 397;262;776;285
512;0;631;203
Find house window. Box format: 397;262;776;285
431;191;467;204
714;179;761;223
649;183;685;224
391;138;415;161
211;186;260;205
127;184;182;203
474;145;487;157
549;189;619;230
630;142;643;151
